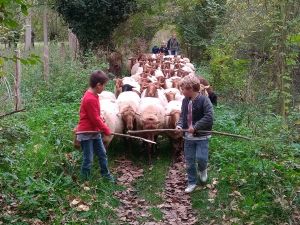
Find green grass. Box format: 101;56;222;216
1;44;299;224
134;138;172;205
190;105;300;225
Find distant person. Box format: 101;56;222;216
167;33;179;55
159;42;168;55
75;70;115;182
152;45;160;54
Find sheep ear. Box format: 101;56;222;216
165;114;171;117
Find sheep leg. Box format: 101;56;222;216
123;136;132;158
170;138;177;164
147;142;153;165
153;135;158;154
147;134;155;164
171;137;183;164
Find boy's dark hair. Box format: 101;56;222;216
89;70;109;88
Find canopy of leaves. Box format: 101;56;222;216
55;0;137;52
176;0;226;61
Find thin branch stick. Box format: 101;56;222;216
112;132;157;144
0;109;26;119
75;131;156;144
127;129;251;141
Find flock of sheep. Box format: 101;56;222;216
100;53;216;162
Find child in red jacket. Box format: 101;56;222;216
76;70;114;182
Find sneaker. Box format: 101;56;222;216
103;175;115;184
185;184;197;193
199;169;208;183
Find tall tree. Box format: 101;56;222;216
55;0;137;52
43;6;49;81
24;10;32;51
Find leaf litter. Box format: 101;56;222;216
113;155;198;225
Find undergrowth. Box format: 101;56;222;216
0;45;299;224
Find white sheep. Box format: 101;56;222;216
164;88;183;102
99;91;116;101
116;91;141;131
131;62;140;75
137;97;166;130
186;62;195;71
100;99;124;148
154;69;164;78
141;87;168;107
165;100;182;128
183;57;190;63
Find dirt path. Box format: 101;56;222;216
157;157;198;225
113;156;198;225
113;159;151;225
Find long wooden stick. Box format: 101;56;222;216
127;129;251;141
112;132;156;144
75;131;156;144
0;109;25;119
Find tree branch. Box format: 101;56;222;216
0;109;26;119
127;129;252;141
75;131;157;144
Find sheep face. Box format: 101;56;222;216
167;110;181;129
172;79;181;89
165;92;176;102
114;78;123;88
145;83;159;97
142;116;160;130
120;107;137;131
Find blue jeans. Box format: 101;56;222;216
184;139;209;185
80;137;111;179
168;50;178;56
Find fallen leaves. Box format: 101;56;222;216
76;204;90;212
113;159;149;224
65;153;77;165
114;159;144;186
158;158;198;225
205;178;218;203
69;198;90;212
229;190;243;198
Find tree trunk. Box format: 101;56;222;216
43;8;49;81
68;29;79;60
24;11;32;51
14;49;22;111
60;42;66;61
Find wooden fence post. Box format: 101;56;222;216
68;29;79;60
43;7;49;81
14;49;22;111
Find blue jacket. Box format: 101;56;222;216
177;95;214;136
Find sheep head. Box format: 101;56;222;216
119;106;138;131
165;92;176;102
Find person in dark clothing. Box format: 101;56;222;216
167;33;179;55
159;42;169;55
152;45;160;54
176;75;214;193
